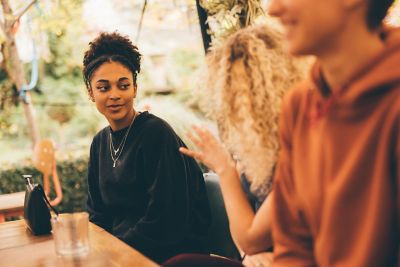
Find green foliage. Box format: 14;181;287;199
170;48;203;76
39;1;85;80
32;75;101;145
44;31;83;80
0;0;86;138
63;105;103;140
167;48;204;92
37;0;83;35
0;157;88;213
47;105;76;125
55;158;88;212
0;67;19;137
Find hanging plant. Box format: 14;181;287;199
200;0;264;47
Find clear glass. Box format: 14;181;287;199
51;212;90;258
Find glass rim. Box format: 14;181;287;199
51;212;89;222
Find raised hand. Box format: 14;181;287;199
179;125;236;175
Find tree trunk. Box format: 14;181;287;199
1;0;40;147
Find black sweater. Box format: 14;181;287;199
87;112;211;263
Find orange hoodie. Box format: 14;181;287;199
272;27;400;267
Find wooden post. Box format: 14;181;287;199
196;0;212;53
1;0;40;147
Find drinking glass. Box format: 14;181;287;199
51;212;90;258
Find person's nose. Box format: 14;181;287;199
109;86;120;100
267;0;283;17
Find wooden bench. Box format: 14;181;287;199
0;192;25;223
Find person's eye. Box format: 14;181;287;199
96;86;109;92
120;83;131;90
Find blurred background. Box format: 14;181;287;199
0;0;209;164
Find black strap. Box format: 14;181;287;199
38;185;59;216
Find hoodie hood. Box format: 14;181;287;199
307;26;400;121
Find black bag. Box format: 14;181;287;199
23;175;59;235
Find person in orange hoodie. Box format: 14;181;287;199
267;0;399;266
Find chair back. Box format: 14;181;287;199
33;139;54;176
32;139;63;206
203;172;240;260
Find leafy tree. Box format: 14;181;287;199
0;0;40;146
0;0;85;147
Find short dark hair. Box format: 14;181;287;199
367;0;395;29
82;32;142;90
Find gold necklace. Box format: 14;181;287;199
109;112;138;168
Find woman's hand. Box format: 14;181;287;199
180;126;273;253
242;252;273;267
179;125;236;175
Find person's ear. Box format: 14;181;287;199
88;89;95;102
133;84;137;98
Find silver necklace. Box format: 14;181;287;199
109;112;138;167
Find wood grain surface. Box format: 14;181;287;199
0;219;159;267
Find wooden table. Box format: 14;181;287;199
0;192;25;223
0;219;159;267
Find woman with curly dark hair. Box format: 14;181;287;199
82;32;211;263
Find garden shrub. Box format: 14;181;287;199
0;157;88;213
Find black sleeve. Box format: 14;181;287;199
120;122;205;255
86;140;111;231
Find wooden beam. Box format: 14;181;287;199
196;0;212;53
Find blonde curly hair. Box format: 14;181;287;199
199;24;310;199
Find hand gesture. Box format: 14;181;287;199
179;125;235;175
